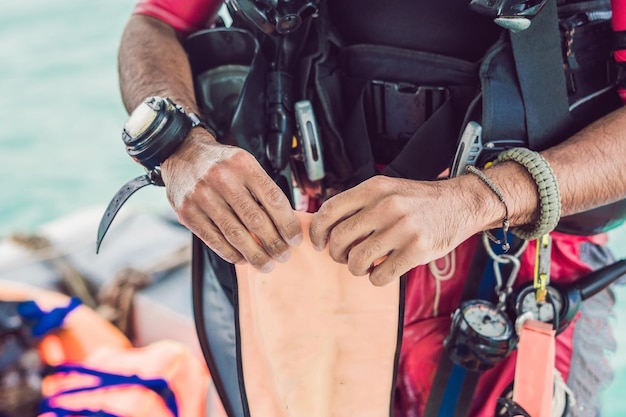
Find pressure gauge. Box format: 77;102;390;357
508;258;626;335
444;300;517;372
513;284;564;324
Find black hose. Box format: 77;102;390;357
577;258;626;301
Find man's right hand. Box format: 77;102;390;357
160;128;303;272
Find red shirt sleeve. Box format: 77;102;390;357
133;0;224;35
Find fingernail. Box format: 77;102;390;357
276;251;291;263
312;242;324;252
260;261;275;274
287;234;303;247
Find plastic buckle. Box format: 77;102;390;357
369;80;448;142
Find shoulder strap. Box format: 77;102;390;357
424;5;570;415
509;0;574;150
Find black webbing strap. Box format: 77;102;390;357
423;239;493;417
510;0;574;151
382;86;475;181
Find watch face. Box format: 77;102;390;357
518;286;563;323
124;100;161;140
463;302;512;339
121;96;190;171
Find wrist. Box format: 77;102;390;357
122;96;213;182
455;172;509;236
459;157;549;241
159;126;219;181
494;148;562;240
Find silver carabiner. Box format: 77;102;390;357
492;254;521;308
483;232;526;308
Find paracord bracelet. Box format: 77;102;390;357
495;147;561;240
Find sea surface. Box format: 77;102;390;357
1;0;626;415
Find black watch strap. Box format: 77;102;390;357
188;112;215;134
96;174;155;253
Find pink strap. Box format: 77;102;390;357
513;319;555;417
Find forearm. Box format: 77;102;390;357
542;106;626;216
465;105;626;235
118;14;199;114
116;12;302;269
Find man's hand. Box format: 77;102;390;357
161;129;303;272
309;175;485;286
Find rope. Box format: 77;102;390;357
428;249;456;316
8;230;192;340
552;368;575;417
9;233;98;309
96;243;192;339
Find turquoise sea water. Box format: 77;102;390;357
1;0;626;415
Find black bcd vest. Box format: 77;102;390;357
185;0;625;236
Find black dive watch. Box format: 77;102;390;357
96;96;212;252
122;96;211;183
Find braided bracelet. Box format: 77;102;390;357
495;147;561;240
466;165;511;252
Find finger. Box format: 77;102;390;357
310;191;365;251
247;171;303;248
368;247;417;287
189;156;289;267
216;210;275;273
344;229;392;277
179;204;246;265
344;225;417;286
199;198;276;273
325;198;402;264
188;186;276;272
326;213;375;264
224;190;293;263
206;162;292;262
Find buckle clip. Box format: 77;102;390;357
370;81;449;142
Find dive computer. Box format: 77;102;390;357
122;96;211;183
96;96;213;252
